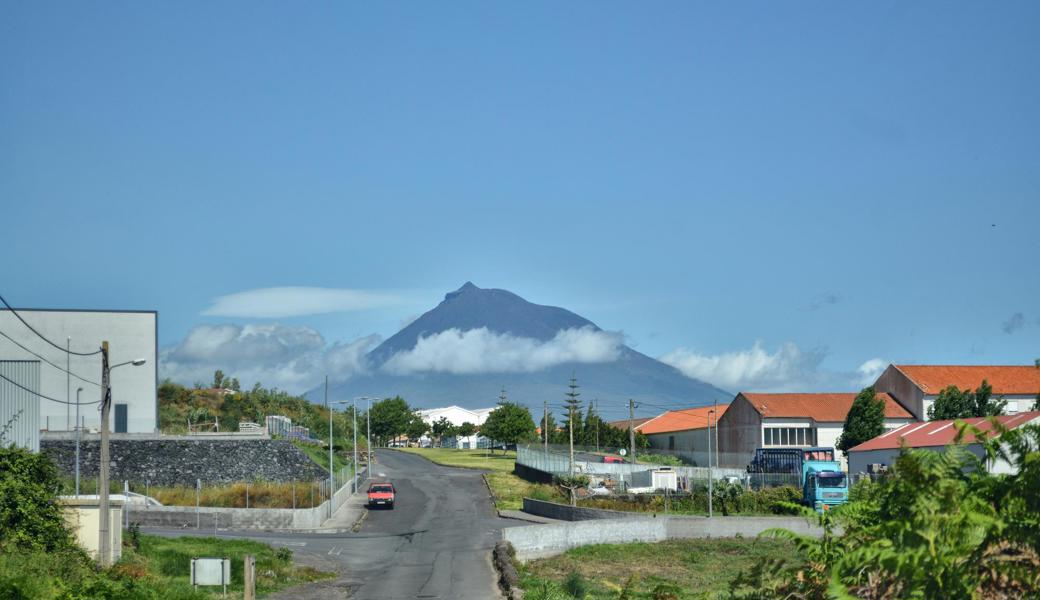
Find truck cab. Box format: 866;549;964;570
748;447;848;511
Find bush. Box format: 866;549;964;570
0;445;74;551
562;571;588;599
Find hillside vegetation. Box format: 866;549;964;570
158;377;366;451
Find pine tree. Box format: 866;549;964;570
563;376;583;448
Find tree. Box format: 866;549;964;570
583;401;601;449
431;416;456;444
480;402;536;450
539;411;557;445
928;379;1006;420
563;376;583;447
405;414;428;442
368;396;414;445
836;387;886;457
213;369;226;389
457;421;477;437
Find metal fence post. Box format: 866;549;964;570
245;482;250;509
196;478;201;529
292;482;296;510
124;480;129;528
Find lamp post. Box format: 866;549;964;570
97;349;146;567
707;408;715;518
75;386;84;496
330;399;351;488
352;396;377;477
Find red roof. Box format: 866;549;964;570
607;417;654;430
639;404;729;435
894;365;1040;395
740;392;913;422
850;412;1040;452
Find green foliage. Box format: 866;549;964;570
0;445;74;552
482;402;537;446
563;571;589;599
158;378;363;449
836;387;885;457
731;421;1040;599
405;413;429;440
928;379;1006;420
431;416;456;441
368;396;415;443
457;421;477;437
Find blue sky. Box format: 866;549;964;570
2;2;1038;394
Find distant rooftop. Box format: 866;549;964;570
893;365;1040;395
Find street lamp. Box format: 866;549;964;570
707;408;715;518
97;349;145;567
75;387;84;496
330;399;351;493
354;396;376;478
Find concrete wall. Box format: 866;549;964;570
0;309;158;433
522;498;653;521
127;467;367;530
504;513;823;561
647;428;708;454
874;365;925;420
716;394;761;463
41;437;326;486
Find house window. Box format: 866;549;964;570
763;427;815;447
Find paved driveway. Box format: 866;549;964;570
149;449;519;599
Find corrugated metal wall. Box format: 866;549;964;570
0;360;41;451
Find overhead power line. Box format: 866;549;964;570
0;294;102;356
0;329;101;387
0;372;100;406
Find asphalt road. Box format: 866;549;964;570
148;449;516;599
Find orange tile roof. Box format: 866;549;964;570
895;365;1040;396
639;404;729;435
740;392;913;422
850;412;1040;452
607;417;654;430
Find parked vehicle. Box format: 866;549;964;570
747;447;847;511
367;482;396;508
603;456;626;464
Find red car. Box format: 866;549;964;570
367;482;395;509
603;456;626;464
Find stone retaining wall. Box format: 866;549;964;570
41;438;326;486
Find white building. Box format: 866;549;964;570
0;309;158;434
874;364;1040;420
416;405;495;449
717;392;915;470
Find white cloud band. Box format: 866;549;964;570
381;326;623;375
202;287;402;318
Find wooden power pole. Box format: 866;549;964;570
97;341;112;567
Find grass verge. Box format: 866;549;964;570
396;448;564;510
0;532;333;599
520;537;798;600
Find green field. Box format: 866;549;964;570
396;447;564;510
520;537;799;600
0;532;333;600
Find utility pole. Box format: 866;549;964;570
594;398;599;453
628;398;636;464
366;397;372;474
714;398;720;470
66;337;70;430
325;376;332;508
97;341;111;567
707;409;714;518
543;399;548;455
352;398;358;488
75;387;83;495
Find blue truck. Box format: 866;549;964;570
747;447;848;511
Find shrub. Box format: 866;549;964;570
0;445;74;551
562;571;588;599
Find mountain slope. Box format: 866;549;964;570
312;283;730;419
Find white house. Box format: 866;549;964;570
717;392;915;471
848;411;1040;475
874;364;1040;421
